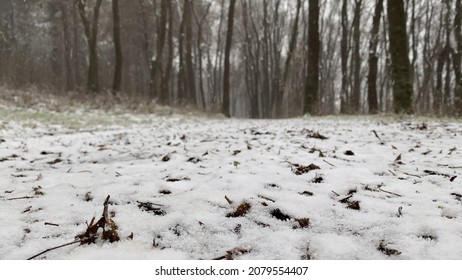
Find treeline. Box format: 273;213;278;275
0;0;461;118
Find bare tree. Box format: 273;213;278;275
222;0;236;117
304;0;320;115
387;0;413;113
76;0;103;93
112;0;122;94
367;0;383;114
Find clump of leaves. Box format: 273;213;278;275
76;195;120;244
138;201;166;216
213;246;252;260
291;163;320;175
312;174;324;183
377;240;401;256
233;160;241;168
295;218;310;229
304;129;328;140
227;202;251;218
33;186;44;196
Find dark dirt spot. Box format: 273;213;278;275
344;150;355;156
270;208;292;221
299;191;314;196
187;157;201;163
159;189;172;195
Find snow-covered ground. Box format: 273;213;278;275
1;109;461;260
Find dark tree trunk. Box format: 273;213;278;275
455;0;462;115
153;0;168;102
112;0;122;94
77;0;103;94
351;0;362;113
184;0;196;104
387;0;413;114
367;0;383;114
340;0;349;114
222;0;236;117
304;0;320;115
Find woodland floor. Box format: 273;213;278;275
1;104;461;259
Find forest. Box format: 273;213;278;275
1;0;461;118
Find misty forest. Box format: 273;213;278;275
1;0;461;117
1;0;462;260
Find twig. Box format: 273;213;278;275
27;239;85;260
44;222;59;227
224;195;233;205
6;196;34;201
331;190;340;197
388;169;397;176
371;130;384;144
323;159;335;167
378;186;402;197
402;172;421;178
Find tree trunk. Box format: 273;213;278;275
112;0;122;94
367;0;383;114
274;0;301;117
77;0;103;94
455;0;462;115
351;0;362;113
387;0;413;114
222;0;236;117
154;0;168;102
340;0;349;114
304;0;320;115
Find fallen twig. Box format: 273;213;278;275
371;130;384;144
27;239;85;260
323;159;335;167
6;196;35;201
378;186;402;197
44;222;60;227
224;195;233;205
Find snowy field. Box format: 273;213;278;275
1;107;461;260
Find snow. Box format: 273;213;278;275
1;111;461;260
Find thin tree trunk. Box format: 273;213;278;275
304;0;320;115
112;0;122;94
77;0;103;93
367;0;383;114
222;0;236;117
340;0;349;114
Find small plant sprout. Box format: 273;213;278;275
233;160;241;168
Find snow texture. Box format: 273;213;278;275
1;114;461;260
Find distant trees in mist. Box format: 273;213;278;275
0;0;460;118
